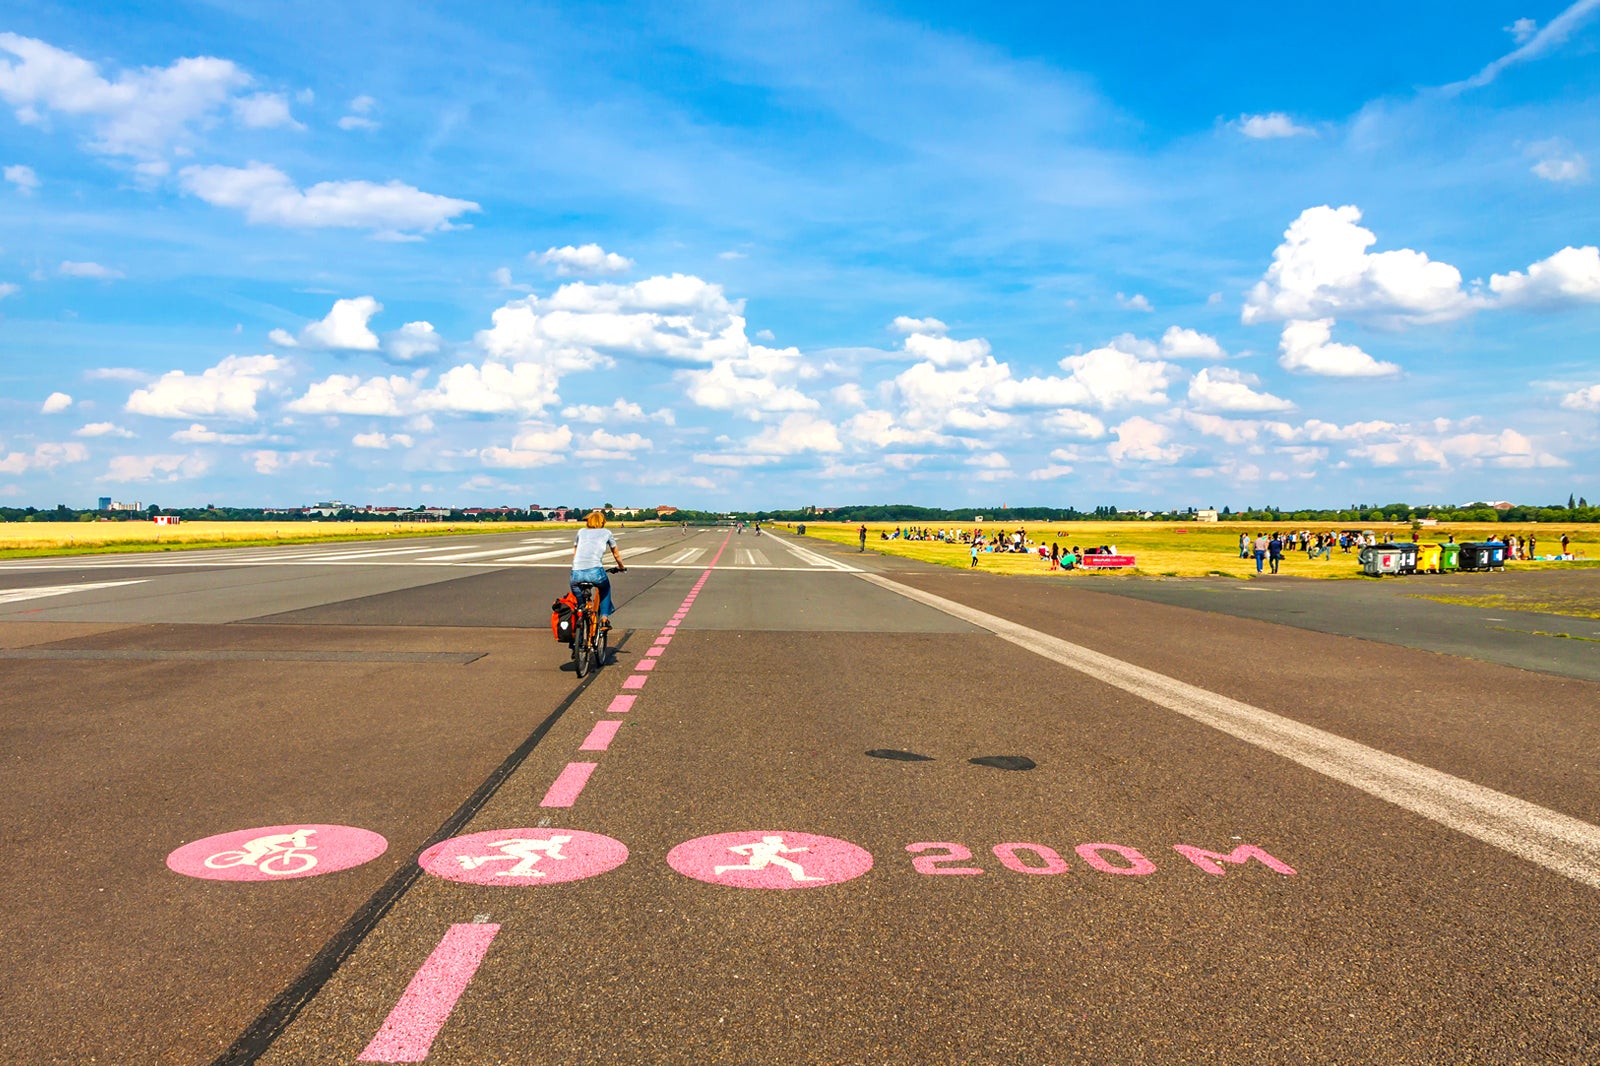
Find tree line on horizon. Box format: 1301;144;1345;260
3;495;1595;525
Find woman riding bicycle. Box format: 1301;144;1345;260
571;510;625;630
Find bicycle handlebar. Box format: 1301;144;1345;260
607;565;626;573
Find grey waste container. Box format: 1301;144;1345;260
1358;544;1404;576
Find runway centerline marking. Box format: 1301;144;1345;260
858;571;1600;892
0;579;144;604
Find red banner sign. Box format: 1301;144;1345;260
1079;555;1135;568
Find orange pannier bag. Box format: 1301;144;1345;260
551;592;580;643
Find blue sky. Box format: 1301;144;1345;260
2;1;1598;510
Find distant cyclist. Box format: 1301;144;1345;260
571;510;625;631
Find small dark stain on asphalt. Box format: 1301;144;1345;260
970;755;1036;771
866;749;935;762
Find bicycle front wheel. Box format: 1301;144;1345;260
573;613;592;677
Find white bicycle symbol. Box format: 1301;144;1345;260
203;828;320;876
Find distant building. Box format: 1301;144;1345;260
1195;509;1219;522
655;505;679;517
97;496;111;510
153;515;180;525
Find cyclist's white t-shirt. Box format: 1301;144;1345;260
572;528;616;569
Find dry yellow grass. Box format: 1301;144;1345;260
789;520;1597;580
0;520;565;556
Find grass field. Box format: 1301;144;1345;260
789;520;1598;580
0;520;568;558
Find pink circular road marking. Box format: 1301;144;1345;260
668;831;873;890
167;824;387;882
419;828;628;886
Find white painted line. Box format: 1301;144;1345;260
0;579;144;604
766;532;859;572
858;571;1600;892
493;548;574;564
417;545;545;562
662;549;705;566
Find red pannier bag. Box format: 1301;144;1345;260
551;592;579;643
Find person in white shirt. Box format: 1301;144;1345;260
571;510;626;629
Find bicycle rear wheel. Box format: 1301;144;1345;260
595;622;608;667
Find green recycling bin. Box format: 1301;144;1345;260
1437;542;1460;572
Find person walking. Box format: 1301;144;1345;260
858;525;868;552
1253;532;1268;574
1239;532;1249;558
1267;532;1284;574
1561;533;1570;557
970;542;980;568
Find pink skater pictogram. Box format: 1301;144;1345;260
419;828;628;886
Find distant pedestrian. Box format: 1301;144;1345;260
1239;532;1249;558
858;525;867;552
1268;533;1283;574
970;543;979;568
1253;533;1268;574
1050;542;1060;570
1561;533;1570;556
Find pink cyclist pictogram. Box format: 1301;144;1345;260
167;824;388;882
419;828;628;886
667;830;873;889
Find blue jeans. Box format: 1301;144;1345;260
1253;550;1265;573
570;568;614;618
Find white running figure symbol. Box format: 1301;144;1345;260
714;835;824;881
457;836;573;878
203;829;319;875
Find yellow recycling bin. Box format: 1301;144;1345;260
1415;542;1441;573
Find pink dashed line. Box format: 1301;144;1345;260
644;646;665;658
660;626;677;636
606;694;636;714
622;674;648;690
653;636;671;646
580;720;623;751
635;658;657;672
357;922;500;1063
540;762;597;807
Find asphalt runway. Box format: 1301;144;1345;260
1;527;1596;1064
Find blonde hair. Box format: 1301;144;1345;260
585;510;607;528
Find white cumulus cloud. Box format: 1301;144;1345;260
1244;205;1471;326
41;391;72;413
532;244;633;276
1276;319;1399;377
1235;112;1314;139
179;162;479;237
107;453;208;482
352;432;413;449
0;441;88;474
479;424;574;467
1489;246;1600;307
232;92;300;129
4;163;38;192
287;373;421;416
1561;384;1600;411
60;260;123;279
126;354;285;420
1188;366;1295;412
0;32;249;159
74;422;133;438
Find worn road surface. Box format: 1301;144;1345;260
2;527;1596;1065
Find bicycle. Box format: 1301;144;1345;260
570;566;624;678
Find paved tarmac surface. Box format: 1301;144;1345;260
1;527;1596;1064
